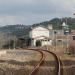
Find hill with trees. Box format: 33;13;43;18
32;17;75;29
0;17;75;37
0;24;31;37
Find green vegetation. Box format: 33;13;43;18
32;17;75;29
0;17;75;38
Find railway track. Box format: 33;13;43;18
0;49;45;75
0;49;61;75
27;48;61;75
27;49;45;75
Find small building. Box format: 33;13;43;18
29;26;53;47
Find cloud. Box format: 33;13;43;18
0;15;26;25
0;0;74;25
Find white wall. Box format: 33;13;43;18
31;39;36;47
29;27;49;38
29;26;53;47
0;51;6;56
42;40;52;46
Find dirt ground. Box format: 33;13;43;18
0;48;75;75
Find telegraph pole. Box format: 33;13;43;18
61;18;63;49
13;34;16;50
73;13;75;54
9;32;10;50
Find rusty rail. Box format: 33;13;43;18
27;49;45;75
27;48;61;75
0;48;61;75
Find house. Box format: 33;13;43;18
29;25;53;47
29;23;69;47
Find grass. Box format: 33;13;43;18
0;48;75;75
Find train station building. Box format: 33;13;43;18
29;25;53;47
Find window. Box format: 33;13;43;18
54;31;57;34
73;36;75;40
57;40;62;45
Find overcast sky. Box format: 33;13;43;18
0;0;75;26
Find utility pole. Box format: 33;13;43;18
53;30;54;51
61;18;64;49
9;32;10;50
73;13;75;55
13;34;16;50
54;31;57;50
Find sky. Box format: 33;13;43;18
0;0;75;26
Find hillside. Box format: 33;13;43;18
32;17;75;29
0;17;75;37
0;24;31;37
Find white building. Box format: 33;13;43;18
29;26;53;47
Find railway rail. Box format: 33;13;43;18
27;49;45;75
0;49;61;75
27;48;61;75
0;49;45;75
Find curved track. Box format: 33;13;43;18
27;49;45;75
42;49;61;75
0;49;61;75
0;49;45;75
27;48;61;75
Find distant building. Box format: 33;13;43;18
19;22;72;48
29;26;53;47
29;23;70;47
